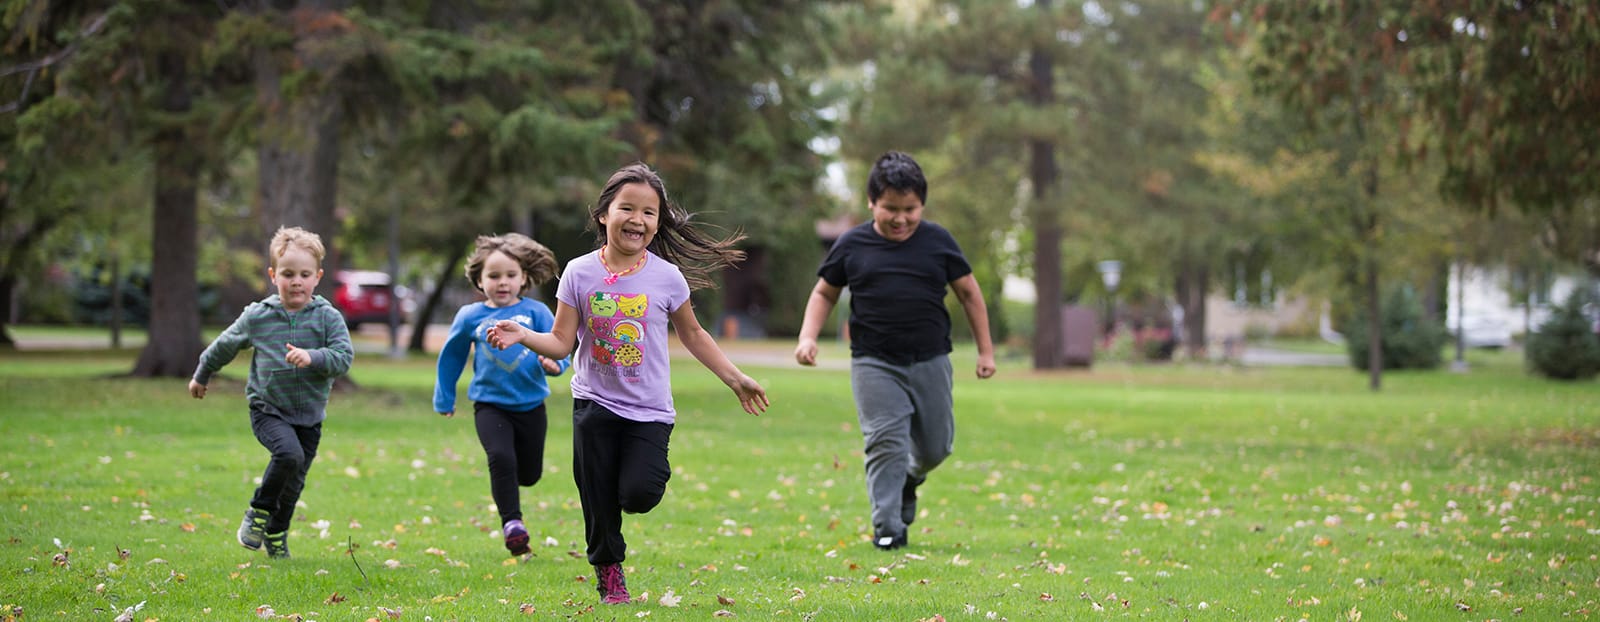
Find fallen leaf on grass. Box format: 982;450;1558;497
658;590;681;607
325;592;346;604
717;595;735;606
113;601;145;622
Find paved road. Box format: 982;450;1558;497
8;326;1344;368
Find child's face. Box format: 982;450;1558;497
599;182;660;257
479;250;527;308
270;247;323;311
868;187;924;243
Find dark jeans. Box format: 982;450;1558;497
473;401;548;525
571;398;673;565
248;406;322;534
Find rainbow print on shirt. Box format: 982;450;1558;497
588;291;647;382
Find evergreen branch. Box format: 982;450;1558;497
0;12;111;78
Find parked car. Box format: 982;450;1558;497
332;270;413;329
1448;313;1513;349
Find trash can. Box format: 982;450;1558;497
1061;305;1097;367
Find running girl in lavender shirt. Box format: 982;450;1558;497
488;163;768;605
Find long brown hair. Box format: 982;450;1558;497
464;233;558;294
589;163;746;290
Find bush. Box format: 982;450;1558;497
1525;289;1600;381
1344;285;1448;371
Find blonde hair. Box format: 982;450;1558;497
269;226;326;267
465;233;558;294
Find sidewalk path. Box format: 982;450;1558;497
9;326;1343;369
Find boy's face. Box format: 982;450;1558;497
478;250;527;308
868;188;923;243
269;247;323;311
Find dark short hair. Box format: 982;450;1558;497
866;151;927;204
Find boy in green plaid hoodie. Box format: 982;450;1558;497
189;226;354;559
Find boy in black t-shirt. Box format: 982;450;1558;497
794;151;997;550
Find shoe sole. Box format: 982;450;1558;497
505;533;531;556
238;520;263;551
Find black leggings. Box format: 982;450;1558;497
571;398;673;565
473;402;548;525
249;408;321;534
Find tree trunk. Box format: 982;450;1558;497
1174;258;1208;359
1027;0;1066;369
1364;248;1381;391
110;252;123;349
132;49;203;378
0;276;15;348
254;5;346;294
409;245;468;353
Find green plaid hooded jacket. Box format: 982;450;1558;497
192;294;354;426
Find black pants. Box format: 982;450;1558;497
474;401;548;525
248;408;322;534
572;398;673;565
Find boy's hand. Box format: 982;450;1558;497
285;343;312;368
976;353;996;379
188;379;207;399
486;320;528;350
730;374;769;416
539;355;562;375
794;339;818;366
438;411;454;418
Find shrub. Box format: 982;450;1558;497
1344;285;1448;370
1525;288;1600;381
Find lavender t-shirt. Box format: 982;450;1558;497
557;250;690;424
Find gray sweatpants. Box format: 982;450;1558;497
850;355;955;536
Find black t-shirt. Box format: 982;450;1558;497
818;221;972;364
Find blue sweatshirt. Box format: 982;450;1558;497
433;297;569;413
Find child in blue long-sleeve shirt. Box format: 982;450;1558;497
434;233;568;556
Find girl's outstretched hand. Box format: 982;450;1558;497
486;320;527;350
730;374;769;416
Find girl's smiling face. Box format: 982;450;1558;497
599;182;660;257
478;250;527;308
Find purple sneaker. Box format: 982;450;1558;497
594;562;630;604
503;519;531;556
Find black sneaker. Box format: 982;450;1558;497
237;508;269;551
873;530;907;551
264;531;290;559
901;475;925;527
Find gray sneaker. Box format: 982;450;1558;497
237;508;269;551
264;531;289;559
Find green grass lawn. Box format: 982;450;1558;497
1;343;1596;621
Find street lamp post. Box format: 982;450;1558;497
1098;260;1122;340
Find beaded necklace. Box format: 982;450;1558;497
600;245;647;285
